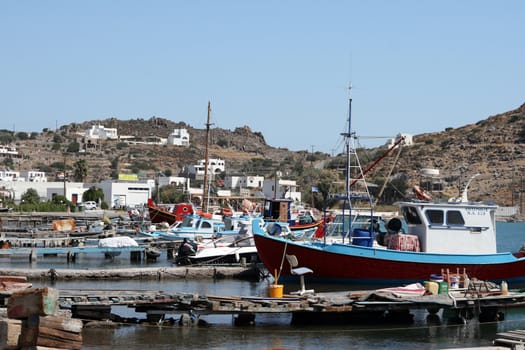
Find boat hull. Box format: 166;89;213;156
253;232;525;285
147;199;194;225
289;220;322;231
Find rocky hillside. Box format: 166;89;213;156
369;102;525;206
3;116;306;184
2;102;525;207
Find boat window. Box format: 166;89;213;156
446;210;465;225
426;210;444;224
401;206;422;224
201;221;212;229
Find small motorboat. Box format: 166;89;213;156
145;246;162;260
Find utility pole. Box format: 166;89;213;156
202;102;211;213
63;153;67;200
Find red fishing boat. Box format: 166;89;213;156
254;87;525;286
146;198;195;225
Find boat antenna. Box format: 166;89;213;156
202;101;212;213
460;173;481;203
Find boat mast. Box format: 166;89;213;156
202;101;211;213
339;84;374;242
340;85;354;239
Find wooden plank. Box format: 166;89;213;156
7;287;59;319
0;275;28;283
19;315;40;348
36;334;82;350
38;325;83;342
40;315;83;333
0;318;22;350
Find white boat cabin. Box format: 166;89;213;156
396;201;498;254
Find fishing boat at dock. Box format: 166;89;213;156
146;198;195;225
262;198;322;232
253;88;525;285
254;192;525;284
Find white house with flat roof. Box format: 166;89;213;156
85;124;118;140
99;179;155;209
225;175;264;189
386;133;413;148
262;178;301;202
157;176;189;189
3;181;88;205
21;170;47;182
0;170;23;182
188;158;225;179
167;129;190;146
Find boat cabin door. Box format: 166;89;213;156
279;202;288;222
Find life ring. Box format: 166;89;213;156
221;208;233;216
413;185;432;201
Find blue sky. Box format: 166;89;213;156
1;1;524;154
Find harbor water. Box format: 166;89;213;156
6;221;525;349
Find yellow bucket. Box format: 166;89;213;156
269;284;284;298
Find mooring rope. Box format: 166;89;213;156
275;239;289;284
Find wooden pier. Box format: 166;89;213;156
45;285;525;326
5;278;525;349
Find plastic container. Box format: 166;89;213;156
438;281;449;294
424;281;439;295
269;284;283;298
501;281;508;295
450;276;459;289
351;229;372;247
430;274;443;282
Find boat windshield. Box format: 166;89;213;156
425;209;465;226
325;214;384;237
180;216;196;228
401;206;422;225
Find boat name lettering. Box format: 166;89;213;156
465;208;487;216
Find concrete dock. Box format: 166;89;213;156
0;265;265;281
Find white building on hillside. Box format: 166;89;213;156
167;129;190;146
386;133;414;148
21;170;47;182
0;145;20;157
85;124;118;140
158;176;189;189
262;178;301;202
225;175;264;189
0;170;23;182
188;158;225;179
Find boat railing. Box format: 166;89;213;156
427;224;490;232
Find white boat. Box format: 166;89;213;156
158;215;226;241
185;218;263;265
